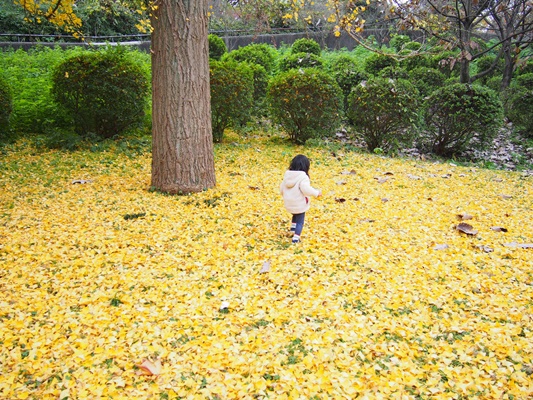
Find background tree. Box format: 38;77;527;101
485;0;533;89
389;0;533;87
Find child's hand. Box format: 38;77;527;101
317;190;322;198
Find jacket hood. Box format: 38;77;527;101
283;170;308;189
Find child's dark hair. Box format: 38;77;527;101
289;154;310;176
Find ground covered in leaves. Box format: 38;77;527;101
1;133;532;399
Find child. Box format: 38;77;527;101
280;155;321;243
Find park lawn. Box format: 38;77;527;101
0;133;532;399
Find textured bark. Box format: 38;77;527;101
151;0;216;194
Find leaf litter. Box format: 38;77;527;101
0;133;532;399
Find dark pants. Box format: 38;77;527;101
291;213;305;236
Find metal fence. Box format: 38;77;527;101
0;29;382;52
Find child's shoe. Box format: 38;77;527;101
292;235;301;244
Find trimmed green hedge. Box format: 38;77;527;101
268;68;343;144
51;46;150;139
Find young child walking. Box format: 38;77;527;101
280;155;321;243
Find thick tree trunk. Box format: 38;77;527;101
151;0;216;194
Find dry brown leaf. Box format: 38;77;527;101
375;177;389;184
456;223;478;235
500;194;512;199
336;180;347;185
248;186;260;190
433;244;449;250
136;359;162;376
407;174;421;180
457;213;473;221
341;170;357;175
475;245;494;253
381;198;390;203
72;179;92;184
384;171;394;176
335;198;346;203
491;226;508;232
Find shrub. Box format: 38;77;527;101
326;55;368;115
347;77;419;152
431;51;461;77
210;60;254;142
409;67;446;97
515;59;533;75
399;50;432;71
278;52;324;72
0;47;73;136
51;46;149;139
506;88;533;138
404;41;423;51
422;83;503;156
475;55;503;84
364;53;398;76
389;35;411;52
222;43;277;75
514;73;533;89
485;76;502;92
208;34;227;61
243;62;269;117
378;66;410;80
291;38;321;56
0;74;12;138
504;74;533;138
267;68;343;144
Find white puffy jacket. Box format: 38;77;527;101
280;170;320;214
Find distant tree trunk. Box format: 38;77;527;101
151;0;216;194
501;39;515;89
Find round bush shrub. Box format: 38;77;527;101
291;38;321;56
347;77;419;151
278;52;324;72
514;73;533;89
364;53;399;76
210;60;254;142
404;41;423;51
475;55;504;84
0;74;13;137
485;76;501;91
515;59;533;76
431;51;461;77
378;66;410;80
51;47;149;139
208;34;227;61
423;83;503;156
399;50;432;71
389;35;411;52
326;55;368;115
243;62;269;117
222;43;277;75
267;68;343;144
504;74;533;138
409;67;446;97
506;88;533;138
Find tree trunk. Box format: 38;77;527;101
151;0;216;194
500;39;515;90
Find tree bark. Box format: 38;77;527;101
151;0;216;194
